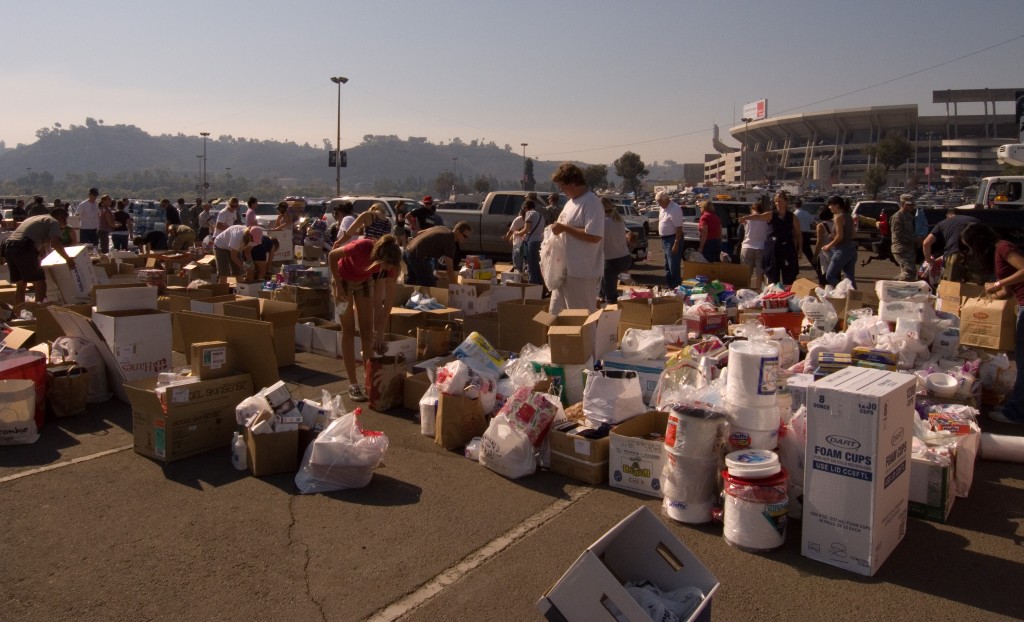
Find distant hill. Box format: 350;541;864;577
0;121;604;199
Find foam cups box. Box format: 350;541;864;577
803;367;916;576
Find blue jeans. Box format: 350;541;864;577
403;250;437;286
601;255;633;303
527;240;542;285
1003;308;1024;422
825;246;857;286
661;235;682;288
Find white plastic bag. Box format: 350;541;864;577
235;395;274;426
294;409;389;493
800;295;838;336
50;336;110;403
478;413;537;479
540;227;567;290
620;327;668;360
582;369;647;425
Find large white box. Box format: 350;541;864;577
42;245;96;304
608;410;669;498
92;309;173;382
537;506;718;622
803;367;916;576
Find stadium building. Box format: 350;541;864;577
704;88;1022;189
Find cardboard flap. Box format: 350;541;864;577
50;307;130;403
533;310;557;327
174;311;279;391
221;298;262;320
1;326;35;350
94;284;158;313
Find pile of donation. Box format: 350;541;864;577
2;246;1022;621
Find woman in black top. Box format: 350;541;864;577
111;200;133;250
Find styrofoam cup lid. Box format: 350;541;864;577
725;449;781;478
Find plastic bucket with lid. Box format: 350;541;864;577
664;405;727;458
661;453;720;524
721;450;788;552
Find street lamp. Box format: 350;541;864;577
520;143;528;190
200;132;210;203
196;155;203;193
452;157;458;200
925;132;936;191
330;76;349;197
740;118;752;186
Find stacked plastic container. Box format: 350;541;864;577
661;405;727;524
723;340;782;451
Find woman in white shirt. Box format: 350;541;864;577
739;200;770;289
213;224;260;284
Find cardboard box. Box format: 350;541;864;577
803;367;916;576
681;261;752;289
936;281;985;318
92;309;173;382
404;371;432;411
190;294;257;316
497;298;549;353
234;282;264;297
462;311;500;349
92;283;155;311
592;305;621;361
600;350;667;405
537;506;719;622
548;421;610;485
222;299;300;367
448;282;496;316
244;426;299;477
959;296;1017;351
908;453;955;523
353;333;416;363
608;410;669;498
190;340;234;380
297;317;338;353
388;307;427;336
125;373;253;463
310;322;343;358
42;245;96;304
174;311;279;391
618;297;684;328
533;309;602;365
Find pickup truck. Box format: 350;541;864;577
926;176;1024;243
437;190;649;261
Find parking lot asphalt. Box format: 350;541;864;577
1;248;1022;622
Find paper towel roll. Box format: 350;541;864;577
725;340;780;407
979;432;1024;463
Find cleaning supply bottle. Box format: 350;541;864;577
232;431;248;471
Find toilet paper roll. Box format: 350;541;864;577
980;432;1024;463
725;340;780;407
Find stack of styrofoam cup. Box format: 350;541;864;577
724;340;781;451
661;405;727;524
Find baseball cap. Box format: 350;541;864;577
422;195;433;204
88;188;99;196
900;193;915;204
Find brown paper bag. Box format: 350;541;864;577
434;393;486;450
416;325;451;360
46;363;89;418
365;355;406;411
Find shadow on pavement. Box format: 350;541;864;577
158;449;248;490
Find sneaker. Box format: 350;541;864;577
988;409;1023;425
347;384;368;402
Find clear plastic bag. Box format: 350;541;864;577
620;327;667;360
294;409;389;494
478;414;537;479
540;227;567;290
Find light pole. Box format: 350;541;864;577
196;155;203;194
740;118;752;186
330;76;349;197
520;143;528;190
925;132;936;191
452;157;458;199
200;132;210;203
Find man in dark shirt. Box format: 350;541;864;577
3;209;75;304
409;196;441;233
162;198;181;231
27;196;49;217
134;230;169;252
403;222;471;286
922;210;980;282
12;199;28;223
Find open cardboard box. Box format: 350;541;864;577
537;506;719;622
221;298;299;367
533;309;602;365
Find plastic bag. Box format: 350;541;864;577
495;386;561;446
435;359;498;414
620;327;667;360
51;336;110;403
235;395;274;426
582;369;647;425
295;409;389;493
800;295;838;336
419;377;439;438
478;414;537;479
540;227;567;291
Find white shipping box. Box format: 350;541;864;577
42;245;96;303
608;410;669;498
92;309;173;382
803;367;916;576
537;506;718;622
94;285;158;313
353;333;416;363
310;324;343;358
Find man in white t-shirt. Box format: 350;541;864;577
656;191;685;288
216;197;240;233
549;163;604;314
76;187;101;245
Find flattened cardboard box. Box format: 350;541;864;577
125;373;253;463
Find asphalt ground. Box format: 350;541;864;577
1;246;1022;622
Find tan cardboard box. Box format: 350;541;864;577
960;296;1017;351
548;422;610;485
190;340;234;380
533;309;602;365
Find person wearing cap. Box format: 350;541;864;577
168;224;196;251
410;196;441;233
213;224;260;284
27;195;49;217
2;209;76;305
216;197;240;233
76;188;101;245
890;193;919;281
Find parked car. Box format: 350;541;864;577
246;202;283;230
851;200;899;250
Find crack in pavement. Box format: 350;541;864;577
288;494;327;622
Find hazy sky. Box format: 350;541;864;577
4;1;1022;166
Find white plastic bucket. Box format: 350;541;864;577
722;451;788;552
664;498;716;524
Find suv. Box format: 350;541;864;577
616;202;650;236
246;202;282;229
322;196;409;233
851;200;898;249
